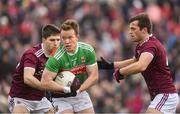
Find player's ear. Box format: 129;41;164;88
142;27;148;33
42;37;46;42
76;34;80;39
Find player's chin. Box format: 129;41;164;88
68;50;74;53
65;46;71;50
131;38;137;42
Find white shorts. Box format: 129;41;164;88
8;96;53;113
148;93;179;114
52;91;93;113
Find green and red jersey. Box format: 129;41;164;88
45;42;97;84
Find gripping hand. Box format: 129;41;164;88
113;69;124;83
70;77;81;96
97;57;114;69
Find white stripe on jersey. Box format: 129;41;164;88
54;48;66;60
79;45;94;52
78;42;94;52
56;50;66;60
35;49;42;55
35;49;44;58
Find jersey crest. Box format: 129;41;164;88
80;56;86;63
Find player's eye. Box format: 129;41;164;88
49;39;55;41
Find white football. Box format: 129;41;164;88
55;71;75;87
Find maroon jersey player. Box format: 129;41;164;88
8;24;61;113
98;13;179;114
135;35;176;100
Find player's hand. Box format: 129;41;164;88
52;92;75;98
70;77;81;92
113;69;124;83
97;57;114;69
55;77;81;97
63;77;80;94
70;89;80;97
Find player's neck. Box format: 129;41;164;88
41;43;50;57
139;34;150;46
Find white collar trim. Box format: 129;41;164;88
41;43;49;57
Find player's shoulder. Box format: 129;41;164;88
24;44;43;58
78;42;94;52
143;35;159;48
53;46;66;60
136;35;156;51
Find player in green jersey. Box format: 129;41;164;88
41;19;99;114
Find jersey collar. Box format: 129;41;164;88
41;43;49;57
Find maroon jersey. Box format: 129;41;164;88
9;44;48;100
135;35;176;100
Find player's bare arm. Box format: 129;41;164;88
41;68;65;92
119;52;153;76
114;57;137;69
24;68;45;90
78;63;99;92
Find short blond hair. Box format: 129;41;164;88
60;19;79;35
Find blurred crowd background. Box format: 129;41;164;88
0;0;180;113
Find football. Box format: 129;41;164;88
55;71;75;87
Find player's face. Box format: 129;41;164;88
129;20;143;43
44;34;61;54
60;29;79;53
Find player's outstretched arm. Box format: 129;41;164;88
118;52;153;76
114;57;136;69
97;57;136;70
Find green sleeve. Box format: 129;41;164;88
86;49;97;65
45;56;60;73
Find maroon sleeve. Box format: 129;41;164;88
23;53;38;69
141;43;156;57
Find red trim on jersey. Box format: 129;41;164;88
61;65;86;75
70;65;86;75
50;48;58;56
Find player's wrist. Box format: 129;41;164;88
118;69;124;80
110;62;114;69
63;86;71;93
113;69;124;83
76;89;80;94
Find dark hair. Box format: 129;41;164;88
42;24;60;39
60;19;79;35
129;13;152;34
